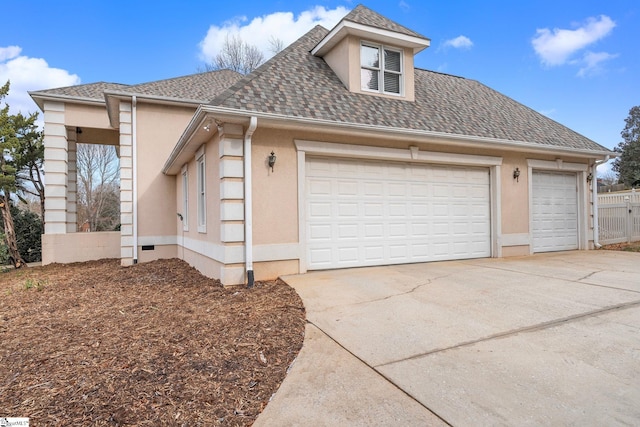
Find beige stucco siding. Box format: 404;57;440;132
248;127;592;268
252;128;300;245
65;103;112;129
135;103;195;244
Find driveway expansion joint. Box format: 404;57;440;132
306;321;454;427
374;298;640;369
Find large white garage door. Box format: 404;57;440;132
532;171;578;252
305;157;491;270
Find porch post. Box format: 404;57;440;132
43;101;68;235
66;132;78;232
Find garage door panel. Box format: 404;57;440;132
532;171;578;252
306;157;491;270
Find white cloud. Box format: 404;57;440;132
0;46;21;62
0;46;80;115
532;15;616;66
199;6;349;63
443;35;474;50
578;51;619;77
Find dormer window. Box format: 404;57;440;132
360;42;403;95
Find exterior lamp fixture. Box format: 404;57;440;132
587;173;593;183
268;151;277;172
203;122;211;132
513;167;520;182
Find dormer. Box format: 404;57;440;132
312;5;430;102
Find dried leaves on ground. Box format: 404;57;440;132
0;259;305;426
601;242;640;252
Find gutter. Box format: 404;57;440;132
592;155;610;249
164;106;616;176
244;117;258;288
132;96;138;264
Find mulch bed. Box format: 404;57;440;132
600;242;640;252
0;258;306;426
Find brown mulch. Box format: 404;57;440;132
600;242;640;252
0;258;306;426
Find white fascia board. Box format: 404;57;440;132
312;21;430;56
29;92;105;112
163;105;613;175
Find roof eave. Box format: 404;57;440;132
28;91;105;112
164;106;613;175
103;91;205;129
312;20;430;57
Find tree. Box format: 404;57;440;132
0;203;42;264
612;106;640;187
76;143;120;232
14;113;44;227
0;80;41;268
205;34;265;75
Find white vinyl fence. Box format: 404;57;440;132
598;190;640;245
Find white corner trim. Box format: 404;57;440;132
295;140;502;167
527;158;588;172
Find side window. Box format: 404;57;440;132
196;148;206;233
181;165;188;231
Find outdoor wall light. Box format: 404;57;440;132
268;151;277;172
203;122;211;132
587;172;593;183
513;167;520;182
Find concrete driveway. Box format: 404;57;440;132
255;251;640;426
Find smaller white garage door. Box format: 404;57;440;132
532;171;578;252
305;157;491;270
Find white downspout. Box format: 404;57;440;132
244;116;258;287
132;96;138;263
592;155;610;249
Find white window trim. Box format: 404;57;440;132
181;164;189;231
360;41;404;96
196;145;206;233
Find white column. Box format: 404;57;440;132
119;102;134;265
66;133;78;232
43;101;68;234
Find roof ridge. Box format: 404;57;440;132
341;4;428;40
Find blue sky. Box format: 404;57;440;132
2;1;638;173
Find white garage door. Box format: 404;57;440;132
305;157;491;270
532;171;578;252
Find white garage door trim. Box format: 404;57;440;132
527;159;589;253
296;140;503;272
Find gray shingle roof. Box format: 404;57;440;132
211;25;607;152
32;82;130;100
343;4;428;40
31;70;243;104
125;70;242;101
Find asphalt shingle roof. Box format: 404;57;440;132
211;24;607;152
31;70;243;103
125;70;242;101
342;4;428;40
32;82;130;100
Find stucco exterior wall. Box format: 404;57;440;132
133;103;195;259
248;127;593;269
65;103;111;129
42;232;120;264
171;122;595;285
